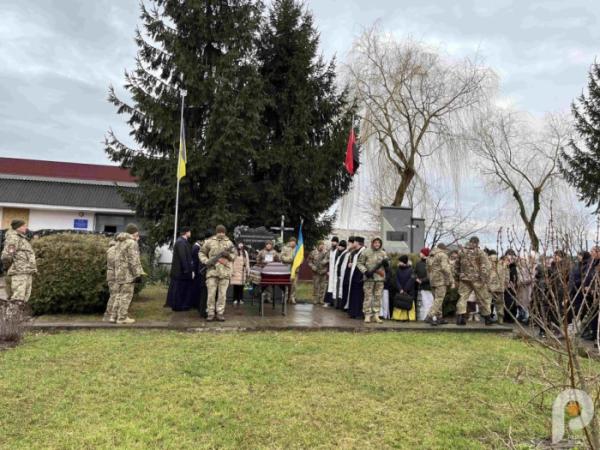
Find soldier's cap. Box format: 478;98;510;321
348;236;356;243
11;219;26;230
126;223;139;234
354;236;365;244
339;240;347;248
469;236;480;245
331;236;339;243
289;237;297;243
487;249;497;256
215;224;227;234
437;243;448;250
180;226;191;235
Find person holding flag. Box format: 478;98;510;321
289;224;305;303
280;237;299;304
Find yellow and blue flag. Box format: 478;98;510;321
177;119;186;180
290;223;304;280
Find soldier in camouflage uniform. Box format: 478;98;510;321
102;240;118;322
1;228;16;301
425;243;454;326
113;224;144;324
308;241;328;305
200;225;235;321
1;219;37;305
487;250;508;324
456;236;493;325
357;237;388;323
280;237;298;304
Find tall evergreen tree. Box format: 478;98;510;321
106;0;264;243
255;0;355;244
562;61;600;211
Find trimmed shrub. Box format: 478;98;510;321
30;233;112;315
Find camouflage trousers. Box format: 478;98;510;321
427;285;448;319
312;274;327;304
285;277;298;304
104;281;119;318
457;281;491;316
363;281;384;318
491;291;504;323
114;283;135;320
9;274;33;302
206;277;229;318
4;275;12;300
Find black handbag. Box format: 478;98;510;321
394;292;414;310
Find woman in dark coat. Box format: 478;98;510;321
166;227;195;311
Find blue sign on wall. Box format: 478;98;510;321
74;219;88;229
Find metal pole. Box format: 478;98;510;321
173;90;187;246
280;215;285;242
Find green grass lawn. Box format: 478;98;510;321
1;331;597;449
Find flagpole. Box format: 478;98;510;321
173;89;187;246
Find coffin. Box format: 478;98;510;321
250;262;291;286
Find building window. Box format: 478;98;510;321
103;225;117;233
386;231;408;242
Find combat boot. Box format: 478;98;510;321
364;315;372;323
206;316;215;322
436;317;448;325
484;315;495;326
216;315;225;322
102;313;111;322
374;316;383;324
456;314;466;326
116;317;135;325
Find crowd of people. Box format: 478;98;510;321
306;235;600;340
1;218;599;342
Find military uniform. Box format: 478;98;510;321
426;246;454;321
280;243;298;304
103;241;118;321
488;255;508;324
357;238;387;322
456;241;492;322
308;246;328;304
1;229;16;301
114;231;144;323
1;228;37;303
200;234;235;319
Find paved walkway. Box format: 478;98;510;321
28;303;514;333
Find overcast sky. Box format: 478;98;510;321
0;0;597;165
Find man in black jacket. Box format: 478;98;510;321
415;247;432;321
166;226;195;311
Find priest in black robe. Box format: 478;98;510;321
347;236;366;319
167;227;195;311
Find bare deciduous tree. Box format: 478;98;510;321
471;110;572;252
345;24;492;208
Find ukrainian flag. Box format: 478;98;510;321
290;223;304;280
177;119;186;180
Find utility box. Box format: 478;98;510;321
380;206;425;254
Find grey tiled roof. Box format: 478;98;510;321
0;178;136;210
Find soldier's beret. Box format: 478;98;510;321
11;219;26;230
354;236;365;244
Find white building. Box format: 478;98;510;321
0;157;137;232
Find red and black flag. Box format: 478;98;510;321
344;127;359;175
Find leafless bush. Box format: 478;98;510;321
0;300;24;343
497;222;600;448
